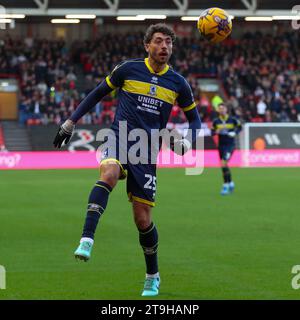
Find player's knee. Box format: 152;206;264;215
100;165;120;188
135;216;151;230
133;202;152;230
101;172;119;188
221;161;228;167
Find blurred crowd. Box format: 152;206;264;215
174;31;300;123
0;37;80;125
0;29;299;126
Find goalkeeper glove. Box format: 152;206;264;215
53;119;75;148
227;131;236;138
170;137;191;156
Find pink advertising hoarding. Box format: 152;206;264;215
1;150;300;170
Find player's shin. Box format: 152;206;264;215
138;222;159;276
222;166;232;183
81;180;112;240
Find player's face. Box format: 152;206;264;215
218;105;228;116
145;32;173;65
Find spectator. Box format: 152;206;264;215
257;97;267;119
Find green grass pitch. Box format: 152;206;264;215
0;167;299;300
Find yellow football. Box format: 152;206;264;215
197;7;233;43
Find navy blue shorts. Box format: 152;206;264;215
124;162;156;207
218;145;235;161
100;139;156;207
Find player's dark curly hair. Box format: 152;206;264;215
143;23;176;44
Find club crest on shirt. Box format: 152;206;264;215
148;85;157;96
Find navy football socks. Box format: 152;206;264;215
139;222;159;275
222;167;232;183
82;181;112;239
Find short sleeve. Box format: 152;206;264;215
212;119;217;130
211;119;218;134
233;117;242;133
105;61;128;89
234;117;241;126
177;78;196;112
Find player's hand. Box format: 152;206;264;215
170;137;191;156
227;131;236;138
53;119;75;148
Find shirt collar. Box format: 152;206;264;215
144;58;169;76
219;114;229;121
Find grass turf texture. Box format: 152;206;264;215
0;168;299;300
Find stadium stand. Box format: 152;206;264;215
0;29;299;127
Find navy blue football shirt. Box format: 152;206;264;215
105;58;196;136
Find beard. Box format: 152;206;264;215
151;52;170;65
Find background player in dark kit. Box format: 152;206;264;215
211;103;241;195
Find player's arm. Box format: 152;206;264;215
171;78;201;155
53;62;127;148
234;118;242;134
211;120;218;136
53;81;112;148
227;118;242;138
184;107;201;146
69;82;112;124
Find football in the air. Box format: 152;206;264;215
197;7;233;43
